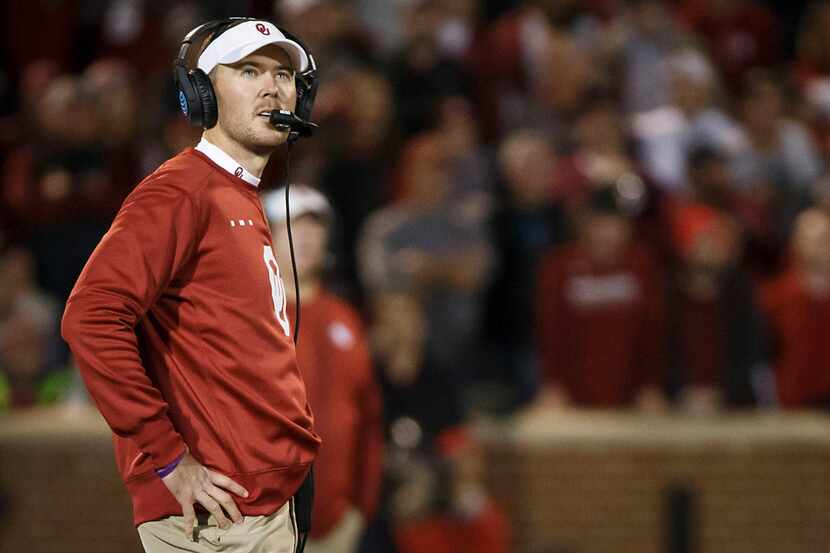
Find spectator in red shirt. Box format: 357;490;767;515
667;203;763;413
761;208;830;408
265;184;384;553
678;0;779;92
393;426;511;553
535;182;667;409
685;145;778;276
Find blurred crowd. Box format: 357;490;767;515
3;0;830;551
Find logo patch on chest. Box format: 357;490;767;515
230;219;256;228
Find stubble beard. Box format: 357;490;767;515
225;114;288;155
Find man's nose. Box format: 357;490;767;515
262;74;282;97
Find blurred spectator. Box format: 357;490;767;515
139;111;203;177
388;8;471;137
93;1;182;80
632;48;746;192
392;0;479;62
0;238;67;410
371;291;464;441
358;131;494;374
685;145;773;267
315;65;396;304
551;92;676;263
436;96;494;213
535;183;667;409
554;93;641;213
355;0;413;55
82;59;140;150
678;0;779;91
13;60;61;131
467;1;554;137
761;208;830;408
527;30;600;138
0;60;60;224
265;185;383;553
794;0;830;118
483;129;567;408
2;72;134;298
684;143;788;279
617;0;687;114
812;173;830;212
3;0;82;79
469;0;618;126
687;145;742;210
392;426;510;553
667;203;763;413
728;71;819;273
275;0;373;66
733;70;819;200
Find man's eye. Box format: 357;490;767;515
277;71;292;80
242;68;257;77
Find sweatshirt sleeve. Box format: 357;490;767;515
61;176;202;469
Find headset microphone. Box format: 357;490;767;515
269;110;318;138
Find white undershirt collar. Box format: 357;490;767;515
195;138;261;187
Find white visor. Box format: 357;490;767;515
264;185;332;223
197;20;309;75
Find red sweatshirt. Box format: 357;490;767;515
290;291;383;537
535;243;666;406
678;294;726;387
761;270;830;407
61;147;320;525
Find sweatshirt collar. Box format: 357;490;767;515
195;138;261;187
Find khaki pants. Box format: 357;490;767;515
138;500;297;553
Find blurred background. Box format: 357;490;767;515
1;1;830;552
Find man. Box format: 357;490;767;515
535;183;668;410
61;19;320;553
668;202;762;412
484;129;567;408
264;185;383;553
761;208;830;408
357;131;494;377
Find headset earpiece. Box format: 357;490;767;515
174;60;203;127
173;19;229;129
191;69;218;129
280;29;318;144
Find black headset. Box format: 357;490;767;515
173;17;318;143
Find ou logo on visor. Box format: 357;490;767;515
256;23;270;36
